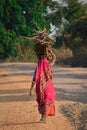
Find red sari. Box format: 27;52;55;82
33;57;55;116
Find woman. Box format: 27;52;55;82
29;29;56;122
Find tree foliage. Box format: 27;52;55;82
64;18;87;54
48;0;86;26
0;0;87;61
0;0;50;60
48;0;87;52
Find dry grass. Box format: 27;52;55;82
55;46;87;67
3;44;87;68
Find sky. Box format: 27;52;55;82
53;0;87;4
78;0;87;3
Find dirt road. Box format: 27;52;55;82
0;63;87;130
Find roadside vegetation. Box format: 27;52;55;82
0;0;87;67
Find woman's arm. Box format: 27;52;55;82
29;68;36;96
50;51;56;66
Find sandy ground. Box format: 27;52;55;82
0;63;87;130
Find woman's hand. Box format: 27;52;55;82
29;88;32;96
29;81;35;96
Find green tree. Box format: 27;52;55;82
48;0;85;26
64;18;87;55
0;0;50;60
48;0;86;48
62;0;85;23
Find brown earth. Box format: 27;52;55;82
0;63;87;130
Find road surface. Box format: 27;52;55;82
0;63;87;130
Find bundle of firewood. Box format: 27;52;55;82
23;28;55;62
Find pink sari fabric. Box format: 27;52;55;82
34;57;55;115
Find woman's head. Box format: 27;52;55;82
34;43;47;57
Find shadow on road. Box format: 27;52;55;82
55;88;87;104
0;88;36;102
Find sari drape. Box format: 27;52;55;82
34;57;55;116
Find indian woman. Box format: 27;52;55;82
29;29;56;122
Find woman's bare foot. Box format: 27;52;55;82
40;114;46;122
